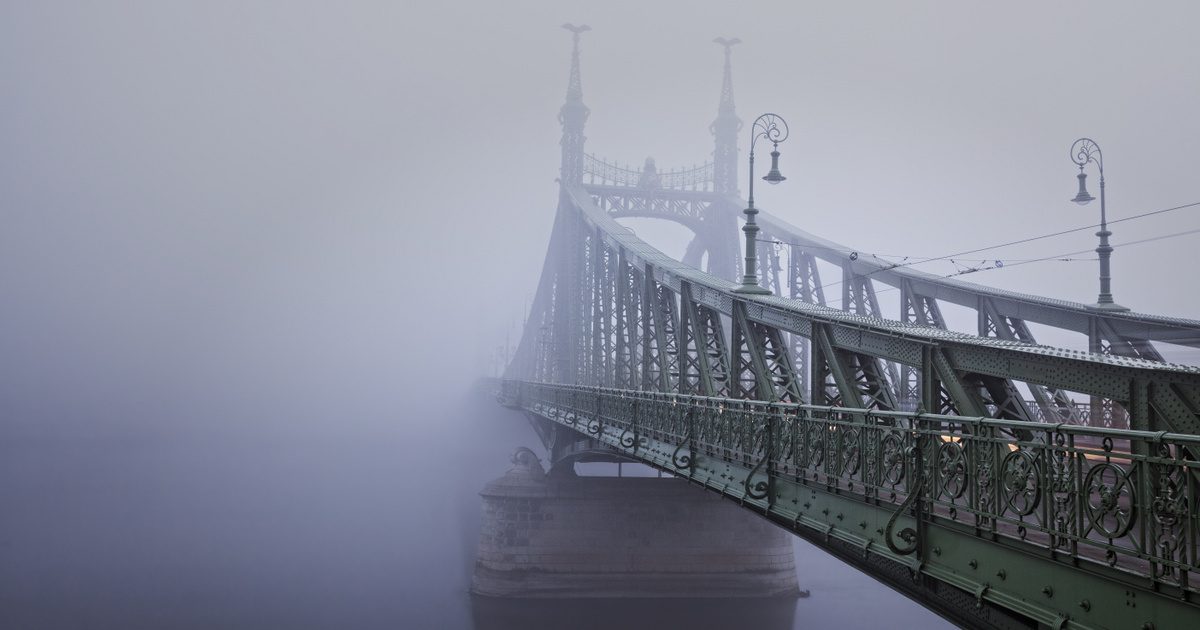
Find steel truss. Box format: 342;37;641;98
501;30;1200;627
540;23;1200;431
509;184;1200;439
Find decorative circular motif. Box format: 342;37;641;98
881;432;905;485
751;113;789;146
1001;449;1041;516
810;437;825;468
841;429;861;477
671;445;692;470
1084;462;1136;538
937;441;968;499
1071;137;1102;169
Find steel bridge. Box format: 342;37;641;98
497;29;1200;628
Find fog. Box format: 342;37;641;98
1;2;1197;628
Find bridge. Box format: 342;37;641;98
495;28;1200;629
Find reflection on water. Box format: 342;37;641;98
471;596;797;630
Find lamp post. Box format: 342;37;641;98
1069;138;1128;311
733;113;789;294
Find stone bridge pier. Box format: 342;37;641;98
471;448;800;599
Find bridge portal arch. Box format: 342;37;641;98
581;155;742;281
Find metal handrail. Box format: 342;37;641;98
505;379;1200;596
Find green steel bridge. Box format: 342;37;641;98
497;28;1200;628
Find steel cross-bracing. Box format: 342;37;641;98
551;31;1200;428
499;30;1200;628
511;181;1200;437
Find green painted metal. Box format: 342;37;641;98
501;380;1200;629
500;33;1200;627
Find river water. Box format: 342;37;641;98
0;389;950;629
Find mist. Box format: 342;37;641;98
2;1;1197;628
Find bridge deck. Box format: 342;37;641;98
502;381;1200;629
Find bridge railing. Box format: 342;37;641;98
503;380;1200;596
582;154;714;191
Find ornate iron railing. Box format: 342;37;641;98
503;380;1200;597
583;154;714;191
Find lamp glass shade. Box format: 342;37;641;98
1071;171;1094;205
762;150;786;185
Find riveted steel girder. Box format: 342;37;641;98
788;247;825;398
511;186;1200;436
842;266;905;403
731;299;803;403
537;184;1200;436
977;295;1083;424
677;282;731;397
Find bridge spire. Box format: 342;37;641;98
711;37;742;195
559;24;591;185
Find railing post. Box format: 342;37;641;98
766;411;776;508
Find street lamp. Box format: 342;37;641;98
1069;138;1128;311
733;113;789;294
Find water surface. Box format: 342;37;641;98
0;391;949;629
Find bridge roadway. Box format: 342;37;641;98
501;380;1200;629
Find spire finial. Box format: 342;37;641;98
559;24;591;184
562;24;591;102
711;37;742;196
713;37;741;114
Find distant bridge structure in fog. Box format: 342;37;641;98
498;27;1200;628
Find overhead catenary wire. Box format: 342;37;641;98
753;200;1200;298
819;226;1200;306
880;199;1200;266
958;226;1200;274
756;199;1200;291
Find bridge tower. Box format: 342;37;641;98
691;39;745;282
711;37;742;196
538;24;595;385
559;24;590;185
